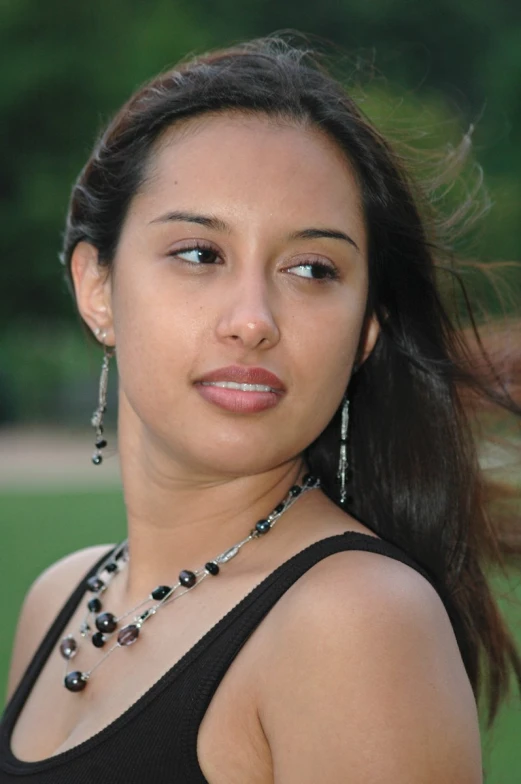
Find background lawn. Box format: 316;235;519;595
1;489;126;692
1;488;520;781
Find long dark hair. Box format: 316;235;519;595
61;37;521;725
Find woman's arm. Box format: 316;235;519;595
257;550;483;783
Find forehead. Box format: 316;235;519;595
131;112;364;233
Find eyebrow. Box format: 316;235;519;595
149;210;229;232
149;210;360;252
290;227;359;252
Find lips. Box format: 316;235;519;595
194;366;286;413
196;366;286;392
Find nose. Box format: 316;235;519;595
215;274;280;351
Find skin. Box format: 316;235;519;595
6;113;482;782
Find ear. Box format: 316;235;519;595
70;242;115;346
356;313;380;368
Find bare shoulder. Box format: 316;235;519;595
6;544;113;701
257;548;483;783
262;545;454;643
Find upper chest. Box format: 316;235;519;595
9;571;277;783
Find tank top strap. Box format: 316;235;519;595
176;531;439;778
4;546;116;721
203;531;437;661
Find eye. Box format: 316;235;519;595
287;261;339;281
172;244;220;265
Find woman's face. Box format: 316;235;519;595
74;113;378;478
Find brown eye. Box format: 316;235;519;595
288;261;339;280
175;246;220;264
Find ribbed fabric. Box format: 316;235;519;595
0;532;440;783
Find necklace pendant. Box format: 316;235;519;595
79;621;91;638
137;608;156;624
92;632;106;648
59;636;78;660
254;519;271;536
88;597;102;613
86;576;105;593
151;585;172;601
64;671;88;692
179;569;196;587
217;545;240;564
117;624;140;646
95;612;118;634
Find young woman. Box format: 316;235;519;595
1;38;519;783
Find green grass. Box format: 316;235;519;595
0;489;126;692
1;489;520;781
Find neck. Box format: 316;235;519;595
117;416;307;600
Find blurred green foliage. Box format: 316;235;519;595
0;0;520;422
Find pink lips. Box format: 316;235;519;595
195;365;286;413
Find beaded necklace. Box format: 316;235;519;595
59;474;320;692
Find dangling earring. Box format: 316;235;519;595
337;396;350;505
91;330;114;466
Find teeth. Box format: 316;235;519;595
201;381;274;392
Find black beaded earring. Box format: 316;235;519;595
337;396;350;504
91;329;114;465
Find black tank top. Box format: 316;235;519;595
0;532;441;783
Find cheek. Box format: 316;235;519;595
295;290;366;375
288;292;366;428
110;266;205;409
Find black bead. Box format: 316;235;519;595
273;502;285;515
64;671;87;692
95;438;107;449
255;519;271;535
105;561;118;573
92;632;106;648
289;485;302;497
179;569;196;587
86;576;105;593
87;597;102;613
303;473;317;486
91;453;103;466
95;612;118;633
151;585;172;601
205;561;220;575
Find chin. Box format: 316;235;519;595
189;446;297;480
127;399;314;477
153;430;299;480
